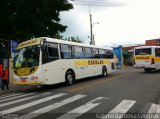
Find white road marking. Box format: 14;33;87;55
0;93;16;97
18;94;86;119
0;93;24;100
0;93;67;116
0;93;35;103
141;103;160;119
56;97;106;119
155;104;160;113
0;92;51;108
147;103;157;113
155;105;160;119
102;100;136;119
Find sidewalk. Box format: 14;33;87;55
122;65;134;70
0;83;36;95
115;65;134;70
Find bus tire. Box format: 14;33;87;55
65;70;75;85
102;67;108;77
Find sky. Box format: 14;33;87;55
60;0;160;47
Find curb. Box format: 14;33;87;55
0;84;36;95
122;66;134;70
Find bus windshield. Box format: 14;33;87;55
135;48;151;55
13;45;40;69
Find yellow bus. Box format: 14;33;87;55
134;46;160;72
13;37;115;85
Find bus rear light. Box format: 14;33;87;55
151;58;155;64
45;78;48;81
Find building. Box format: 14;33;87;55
145;38;160;46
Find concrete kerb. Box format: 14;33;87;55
0;83;36;95
121;65;134;70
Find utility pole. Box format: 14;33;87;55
92;34;95;45
89;5;98;45
90;13;93;45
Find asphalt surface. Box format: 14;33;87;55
0;68;160;119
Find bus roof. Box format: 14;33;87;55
17;37;113;50
17;38;42;49
134;45;160;49
44;37;112;50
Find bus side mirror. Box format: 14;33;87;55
41;45;44;52
40;38;46;52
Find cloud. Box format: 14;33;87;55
60;5;90;43
60;0;160;46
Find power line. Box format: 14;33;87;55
72;0;111;4
69;0;124;7
73;3;116;6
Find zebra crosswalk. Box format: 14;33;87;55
56;97;106;119
0;92;160;119
0;93;67;116
0;93;35;103
0;93;24;100
0;92;51;108
19;94;86;119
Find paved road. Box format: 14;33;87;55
0;68;160;119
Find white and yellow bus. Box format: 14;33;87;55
134;46;160;72
13;37;115;85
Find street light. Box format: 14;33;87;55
93;22;99;26
92;22;99;45
70;1;99;45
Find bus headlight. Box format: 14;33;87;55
30;76;39;80
30;67;37;74
14;70;18;75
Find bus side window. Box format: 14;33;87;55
93;48;100;59
84;47;93;59
105;50;114;59
42;43;59;64
73;46;85;59
99;49;105;59
60;44;72;59
155;48;160;57
47;43;59;59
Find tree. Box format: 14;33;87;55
0;0;73;42
64;36;83;43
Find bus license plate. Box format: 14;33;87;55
21;79;27;83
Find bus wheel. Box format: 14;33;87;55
102;67;108;77
65;71;75;85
